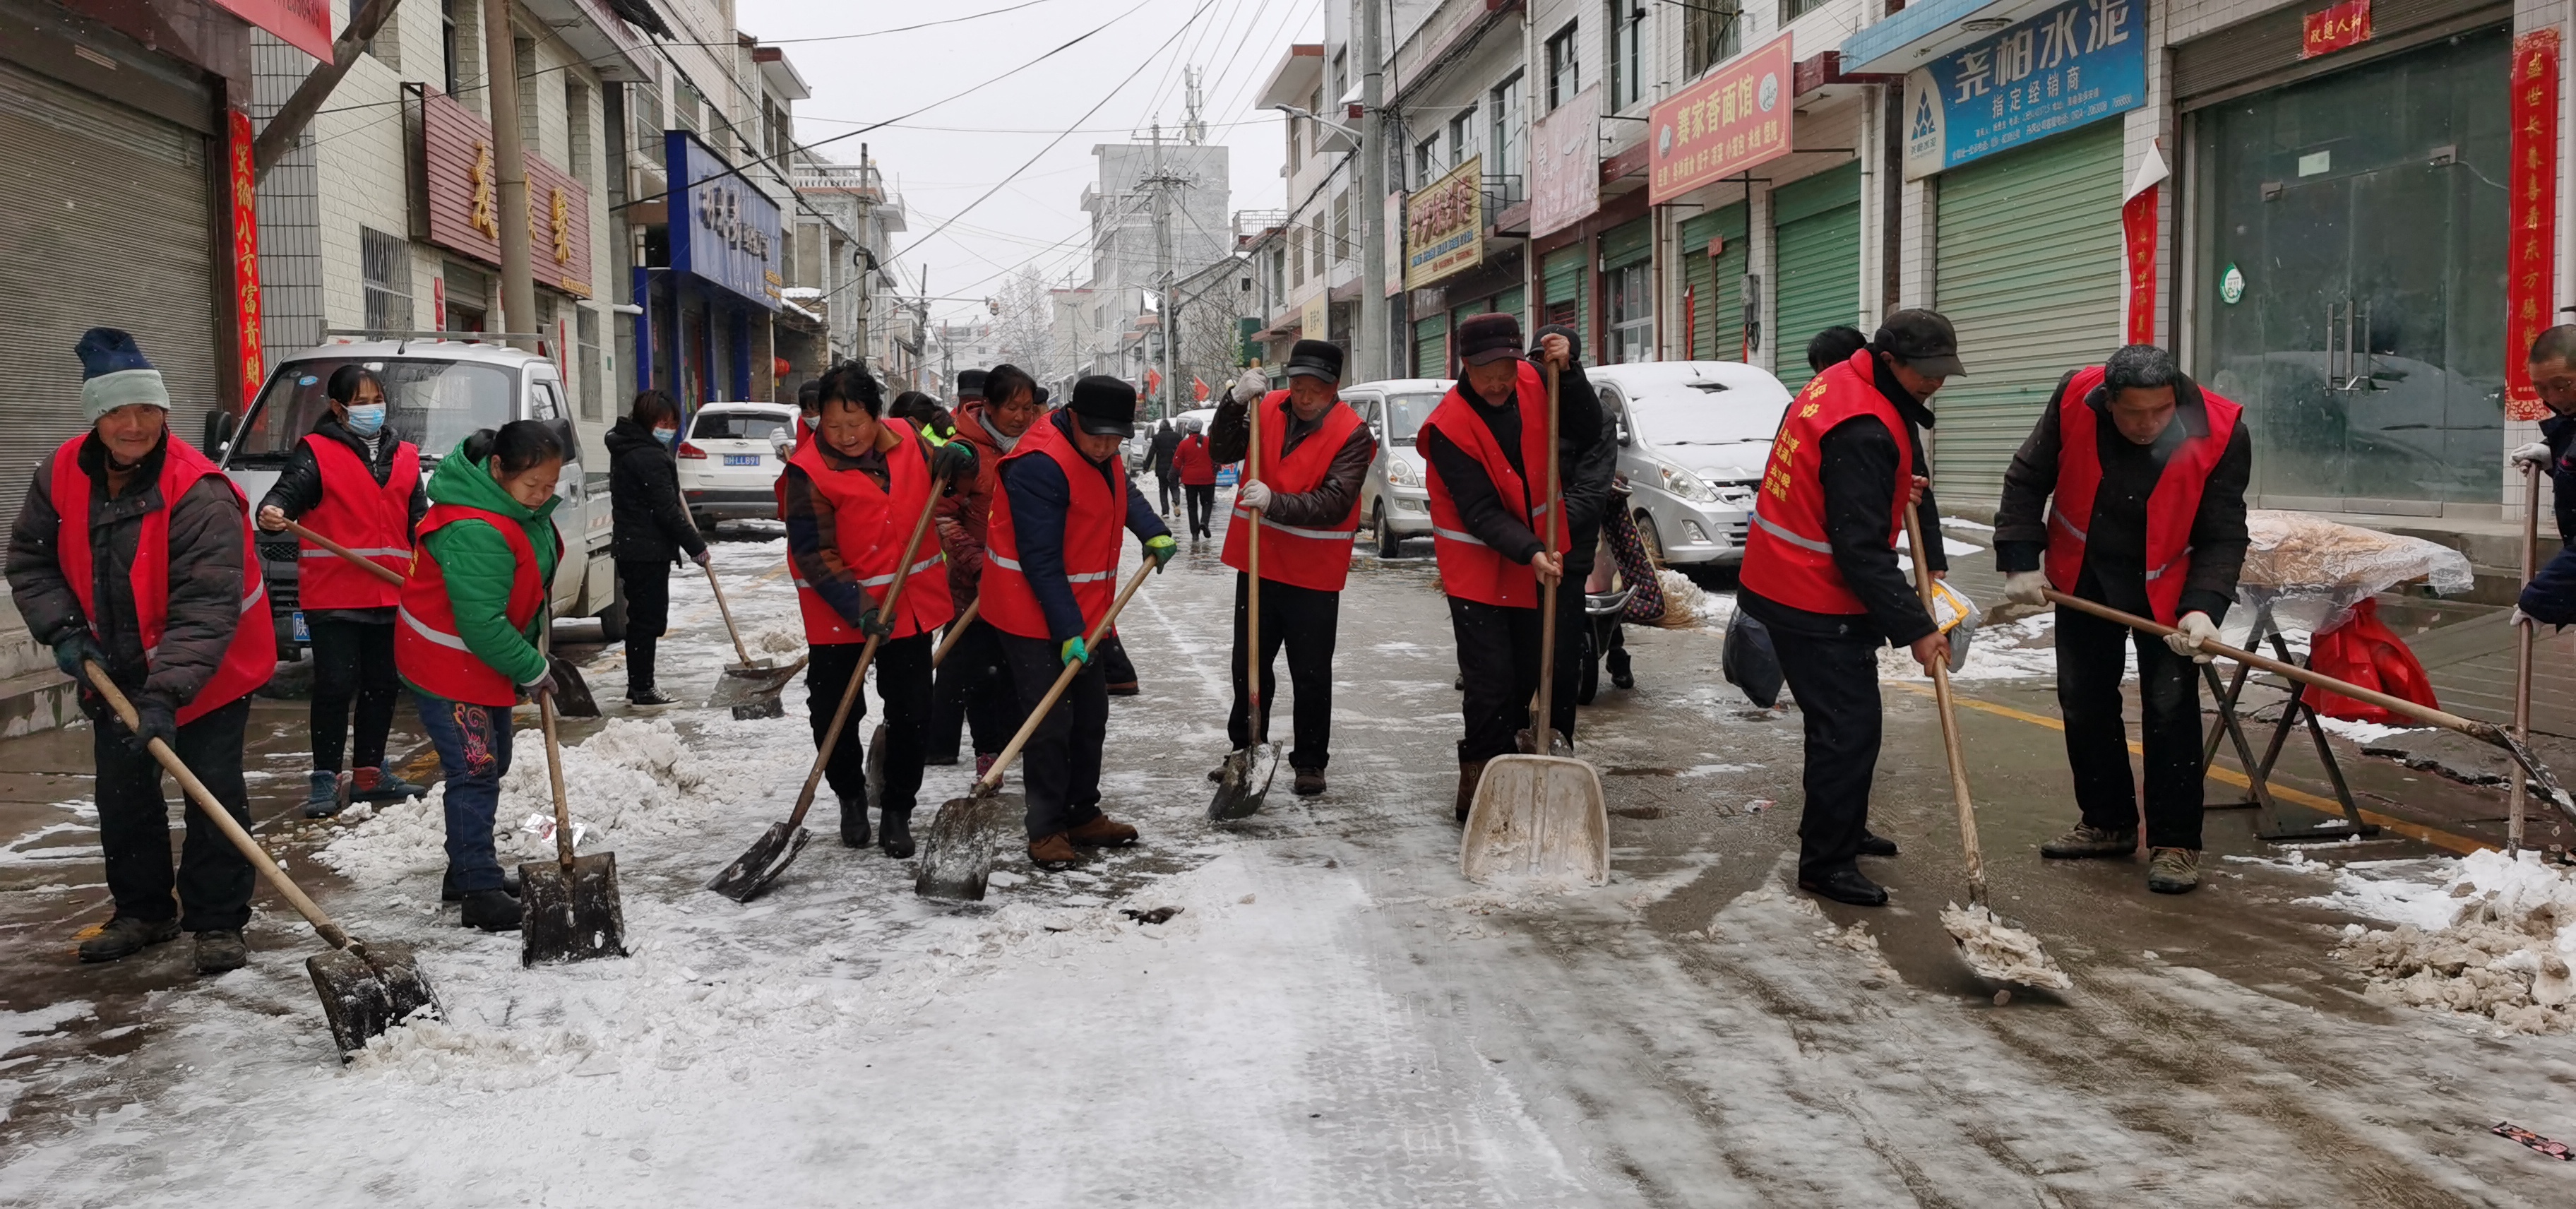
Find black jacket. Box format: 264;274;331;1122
1149;422;1182;476
254;414;428;622
606;416;709;564
1417;357;1608;568
1739;355;1946;645
2540;410;2576;547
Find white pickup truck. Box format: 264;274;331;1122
210;336;623;652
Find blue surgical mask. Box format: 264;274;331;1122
345;404;386;437
655;426;679;445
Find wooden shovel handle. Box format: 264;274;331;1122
1534;361;1561;738
782;484;943;831
701;560;754;665
2510;464;2541;852
931;599;981;668
282;519;407;587
1245;391;1264;731
974;559;1157;793
1903;512;1984;903
84;662;357;950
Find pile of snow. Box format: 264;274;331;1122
751;625;805;655
2327;850;2576;1033
1940;903;2073;989
1654;569;1709;627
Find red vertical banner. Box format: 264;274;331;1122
2121;144;2169;348
2505;29;2562;422
226;109;264;412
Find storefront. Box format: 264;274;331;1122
414;85;597;347
1678;203;1749;362
638;130;784;407
1771;162;1863;379
1599;217;1654;364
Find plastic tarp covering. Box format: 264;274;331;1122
2236;510;2475;636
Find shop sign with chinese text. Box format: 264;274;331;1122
1405;156;1484;290
1901;0;2145;180
2301;0;2372;59
1649;36;1794;205
417;88;595;297
668;130;783;311
213;0;333;61
1530;85;1601;237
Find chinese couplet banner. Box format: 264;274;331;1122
2121;143;2166;347
226;109;264;411
2505;29;2561;421
2300;0;2373;59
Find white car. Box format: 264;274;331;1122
1587;361;1794;566
1342;378;1450;556
677;402;798;528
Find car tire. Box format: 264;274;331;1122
693;511;717;535
1374;504;1403;559
1634;511;1665;566
595;576;628;642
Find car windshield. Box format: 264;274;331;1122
1382;392;1441;443
1627;389;1783;447
228;357;515;467
692;411;789;441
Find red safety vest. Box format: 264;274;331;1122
1174;434;1217;485
1739;351;1914;616
1221;391;1365;592
2042;365;2243;625
295;434;418;609
789;419;953;644
981;417;1126;641
396;504;554;707
51;434;275;722
773;416;815;521
1421;362;1566;609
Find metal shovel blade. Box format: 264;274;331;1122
1207;743;1279;821
1460;754;1610;886
518;852;628;965
549;655;600;718
710;655;806;717
916;792;1017;901
705;821;811;903
307;941;443;1059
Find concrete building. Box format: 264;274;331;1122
1073;135;1232;412
790;151;919;392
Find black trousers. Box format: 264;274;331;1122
1185;484;1216;538
1095;631;1137;687
618;559;672;695
1770;626;1884;879
97;695;254;931
2057;597;2206;850
308;617;398;772
1448;589;1583;764
1000;631;1110;839
806;633;934;811
928;614;1020;761
1156;471;1181;515
1228;573;1340;770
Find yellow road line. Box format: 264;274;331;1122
1887;680;2489;855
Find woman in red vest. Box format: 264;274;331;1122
1173;418;1218;540
396;421;566;931
1205;340;1374;797
256;365;428;818
780;363;974;857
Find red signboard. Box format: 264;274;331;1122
2505;29;2561;421
418;88;595;298
213;0;334;62
1649;35;1796;205
2300;0;2372;59
226;109;263;411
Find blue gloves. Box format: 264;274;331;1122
1059;636;1090;667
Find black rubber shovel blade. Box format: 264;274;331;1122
549;655;600;718
519;852;628;965
707;822;811;903
1207;744;1278;821
308;941;443;1059
916;793;1016;901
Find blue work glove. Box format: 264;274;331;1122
52;633;106;680
931;439;977;482
129;693;178;755
1059;636;1089;667
1145;533;1177;572
857;607;895;639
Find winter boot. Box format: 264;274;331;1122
193;929;248;975
78;915;180;963
1027;833;1083;869
1454;760;1488;823
442;867;523;903
302;770;347;818
460;888;522;931
1856;830;1900;857
879;808;916;859
1798;867;1890;907
2040;823;2139;859
838;792;871;849
1067;813;1138;847
628;687;678;707
2147;847;2202;895
1293;768;1326;797
354;764;427;803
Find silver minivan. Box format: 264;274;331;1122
1587;361;1792;566
1340;378;1452;556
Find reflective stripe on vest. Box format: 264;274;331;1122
395;504;550;707
984;552;1116;582
1220;391;1366;592
296;434;419;610
2039;364;2243;625
1421;362;1565;609
1748;506;1832;554
1736;350;1914;617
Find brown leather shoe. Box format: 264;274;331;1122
1028;833;1083;868
1066;813;1138;847
1293;768;1325;796
1454;760;1487;823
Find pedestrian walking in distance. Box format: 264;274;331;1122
254;363;428;817
1736;310;1960;907
782;363;975;857
1150;417;1183;516
931;363;1045;774
1998;344;2254;895
1174;417;1217;540
2509;326;2576;624
981;376;1177;868
604;389;709;707
396;422;568;931
9;328;276;973
1207;340;1373;797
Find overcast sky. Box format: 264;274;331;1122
736;0;1322;330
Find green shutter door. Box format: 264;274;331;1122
1493;285;1524;327
1932;122;2124;513
1676;205;1748;360
1415;316;1448;379
1772;162;1862;387
1543;246;1587;350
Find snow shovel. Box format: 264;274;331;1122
2043;588;2576;826
701;559;805;719
919;560;1157;901
518;680;626;965
2510;461;2541;854
84;662;441;1056
1210;395;1279;821
1902;514;2070;991
1460;361;1609;886
706;489;942;903
867;599;980;813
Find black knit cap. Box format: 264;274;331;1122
1067;375;1136;438
955;369;988;399
1454;312;1523;367
1284;338;1344;383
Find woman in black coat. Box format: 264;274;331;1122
606;390;710;705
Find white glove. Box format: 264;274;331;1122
2002;570;2049;607
1231;368;1269;405
2164;611;2219;663
1237;480;1273;512
770;431;795;459
2512;441;2555;469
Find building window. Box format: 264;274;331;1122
1546;23;1580;110
1489;72;1526;200
577;306;604;420
360;227;413;334
515;38;540;157
1331;193;1349;266
1290;227;1305;287
1448;105;1478;168
1287;112;1303;173
1415;136;1439;186
1780;0;1827;23
1607;261;1652;364
630;79;664;157
1309;211;1326;279
565;81;592;179
1607;2;1643;109
441;0;460;95
1686;1;1741;78
366;11;399;68
1330;48;1347;102
677;81;705;136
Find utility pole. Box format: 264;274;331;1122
1150;121;1175;423
1357;0;1388;380
480;0;536;350
855;143;873;371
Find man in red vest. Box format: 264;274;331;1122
1996;343;2251;895
7;328;275;974
1419;313;1601;822
983;376;1176;868
1206;339;1374;796
1737;311;1958;907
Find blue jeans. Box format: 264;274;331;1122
415;691;515;893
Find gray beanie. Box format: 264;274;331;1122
76;327;170;422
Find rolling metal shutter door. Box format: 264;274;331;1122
1772;163;1863;385
1676;204;1750;362
1416;316;1448;378
1493;286;1523;327
1601;218;1652;270
0;61;218;523
1543;246;1587;350
1931;121;2123;513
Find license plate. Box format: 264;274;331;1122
290;611;309;643
724;454;761;466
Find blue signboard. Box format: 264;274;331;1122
1900;0;2145;179
666;130;784;311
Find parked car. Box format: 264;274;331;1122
1341;378;1451;557
213;335;622;647
1586;361;1791;567
676;401;797;528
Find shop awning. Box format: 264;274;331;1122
1840;0;2076;76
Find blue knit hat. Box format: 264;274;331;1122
76;327;169;421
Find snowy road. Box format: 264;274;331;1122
4;512;2576;1206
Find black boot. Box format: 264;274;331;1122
443;867;523;902
625;636;658;703
880;808;914;859
839;793;871;849
460;888;523;931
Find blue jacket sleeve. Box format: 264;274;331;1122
1126;482;1171;544
1001;455;1087;642
2520;544;2576;627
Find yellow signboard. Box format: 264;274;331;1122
1405;155;1484;290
